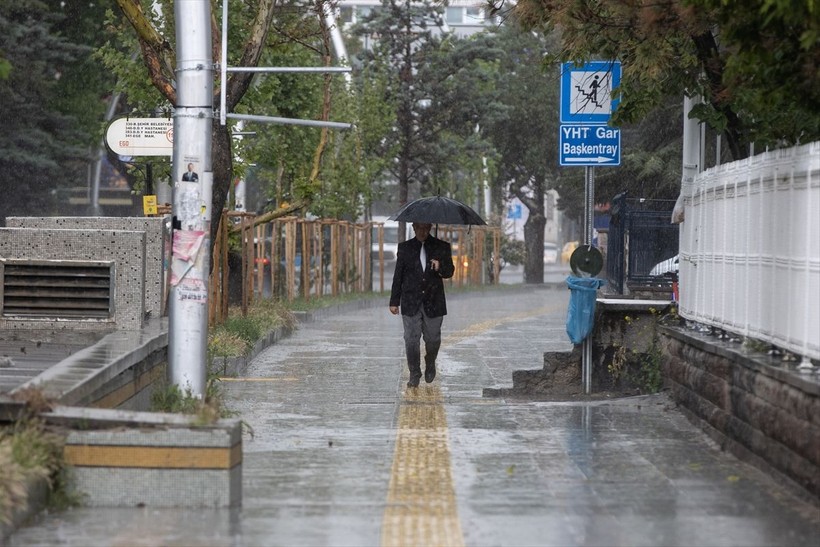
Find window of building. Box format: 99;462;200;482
445;7;463;24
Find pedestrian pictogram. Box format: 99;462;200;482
560;61;621;124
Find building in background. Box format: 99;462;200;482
336;0;500;37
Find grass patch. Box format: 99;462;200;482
1;390;77;527
151;372;239;425
208;299;296;358
285;291;385;312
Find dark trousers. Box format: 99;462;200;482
401;309;443;379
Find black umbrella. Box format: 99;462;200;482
387;196;487;226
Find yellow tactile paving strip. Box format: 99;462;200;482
381;305;559;546
381;385;465;547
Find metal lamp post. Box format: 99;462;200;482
168;0;214;397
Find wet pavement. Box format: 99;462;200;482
9;285;820;546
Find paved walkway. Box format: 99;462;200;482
9;286;820;546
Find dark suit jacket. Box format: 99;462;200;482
390;235;455;317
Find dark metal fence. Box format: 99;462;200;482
606;194;679;294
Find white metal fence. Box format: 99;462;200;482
679;141;820;364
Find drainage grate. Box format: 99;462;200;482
1;260;113;319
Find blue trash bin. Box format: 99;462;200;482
566;276;607;344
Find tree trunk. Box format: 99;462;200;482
691;31;748;161
210;122;234;272
511;176;547;284
523;211;545;284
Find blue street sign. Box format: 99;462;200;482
561;61;621;124
559;124;621;166
507;204;522;220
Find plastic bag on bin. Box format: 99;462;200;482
565;276;607;345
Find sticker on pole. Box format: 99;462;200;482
560;61;621;124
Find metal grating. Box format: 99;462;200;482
607;194;679;294
1;260;113;319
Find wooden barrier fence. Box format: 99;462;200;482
209;212;501;326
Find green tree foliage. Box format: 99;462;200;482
506;0;820;160
237;6;375;221
688;0;819;146
0;57;10;79
477;25;565;282
108;0;298;244
413;32;504;206
310;74;393;220
0;0;110;221
238;19;329;213
352;0;446;212
108;1;368;234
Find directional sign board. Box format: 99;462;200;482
559;60;622;166
507;203;522;220
560;124;621;166
560;61;621;124
105;117;174;157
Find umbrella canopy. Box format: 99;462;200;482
387;196;487;226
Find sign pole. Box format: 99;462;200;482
168;0;214;397
583;166;595;394
559;61;619;396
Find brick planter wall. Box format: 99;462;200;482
661;326;820;499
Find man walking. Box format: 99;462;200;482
389;222;455;388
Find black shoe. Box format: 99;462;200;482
407;374;421;388
424;363;436;383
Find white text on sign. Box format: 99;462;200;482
561;126;619;140
559;124;621;166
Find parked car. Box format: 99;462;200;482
561;241;579;264
650;254;679;276
370;218;403;262
543;242;559;264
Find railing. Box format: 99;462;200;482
606;195;679;294
679;141;820;363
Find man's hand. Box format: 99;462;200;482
389;306;399;315
430;259;440;272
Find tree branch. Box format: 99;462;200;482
115;0;176;92
690;30;746;160
224;0;277;111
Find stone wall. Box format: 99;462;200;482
483;298;670;398
0;228;147;330
661;326;820;499
6;217;168;319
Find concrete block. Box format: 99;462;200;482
48;407;242;508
